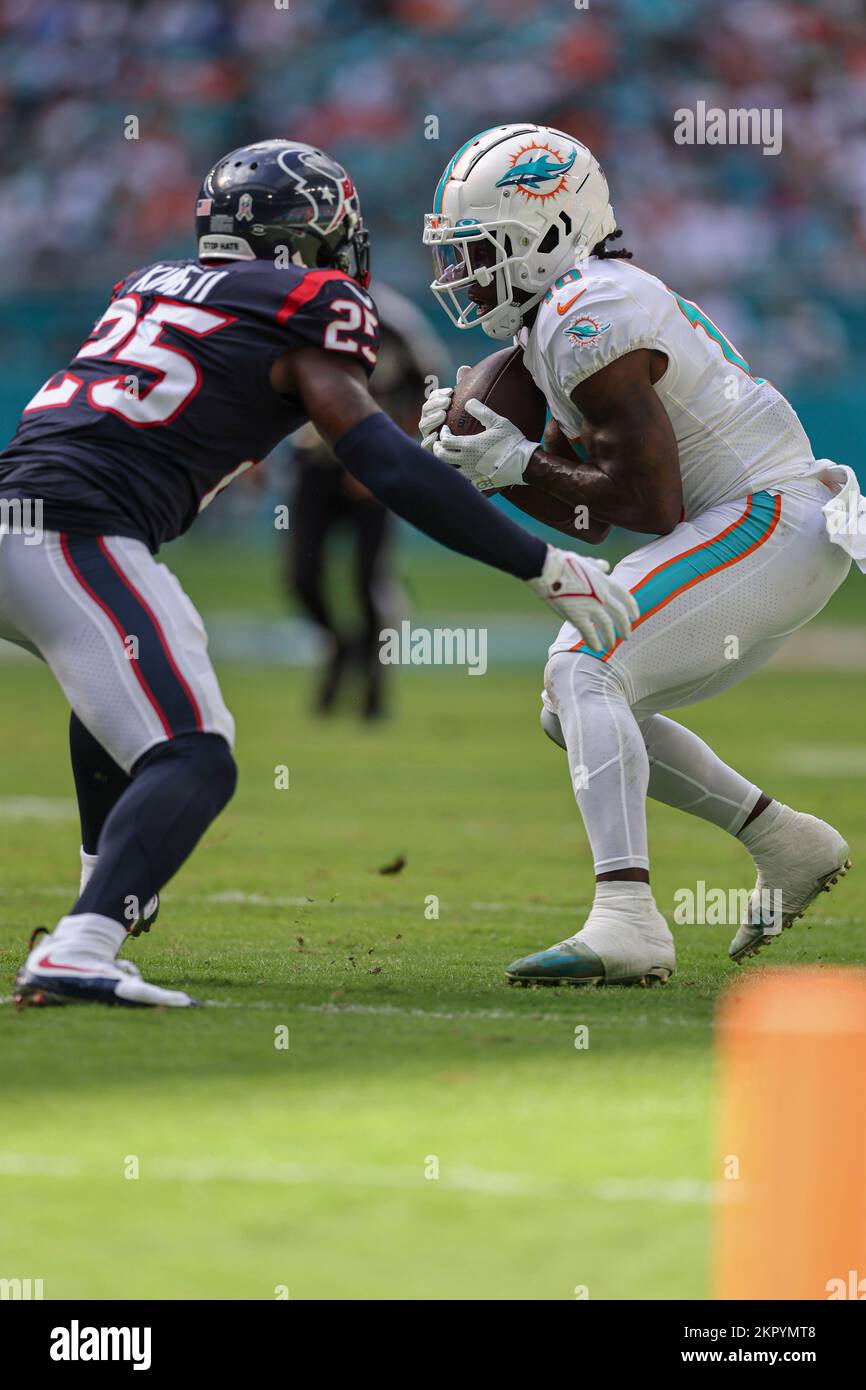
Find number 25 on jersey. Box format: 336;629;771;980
24;296;234;428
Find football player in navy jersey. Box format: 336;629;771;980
0;139;637;1008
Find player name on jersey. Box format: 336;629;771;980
124;262;231;304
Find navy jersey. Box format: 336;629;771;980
0;259;379;551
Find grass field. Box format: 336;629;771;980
1;602;863;1299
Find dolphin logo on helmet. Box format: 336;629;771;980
494;146;577;196
423;123;616;340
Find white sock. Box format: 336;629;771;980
736;799;786;852
79;846;99;896
593;880;654;906
51;913;127;959
564;880;669;952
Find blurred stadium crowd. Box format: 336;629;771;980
0;0;864;395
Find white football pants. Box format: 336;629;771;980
0;529;234;773
541;479;851;874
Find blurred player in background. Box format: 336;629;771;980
421;123;863;989
287;284;448;720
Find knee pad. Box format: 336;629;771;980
544;651;627;712
134;732;237;809
198;733;238;808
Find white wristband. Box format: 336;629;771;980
493;436;539;488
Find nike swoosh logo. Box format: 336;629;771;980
556;288;589;315
36;952;96;973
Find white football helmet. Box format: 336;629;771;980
423;124;616;340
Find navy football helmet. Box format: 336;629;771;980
195;140;371;287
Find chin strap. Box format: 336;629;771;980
481;304;525;340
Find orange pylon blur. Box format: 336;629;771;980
715;967;866;1300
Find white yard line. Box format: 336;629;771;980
0;993;712;1031
0;886;582;916
0;994;577;1022
0;798;76;820
207;891;318;908
776;746;866;775
210;1000;567;1022
0;1151;715;1203
208;894;579;916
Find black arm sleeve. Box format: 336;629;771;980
333;412;546;581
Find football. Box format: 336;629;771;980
445;344;547;442
445;346;586;535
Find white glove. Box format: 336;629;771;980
527;546;640;653
418;365;470;450
433;398;539;490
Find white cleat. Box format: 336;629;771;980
730;807;851;963
507;893;675;987
14;929;200;1008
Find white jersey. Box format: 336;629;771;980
519;257;818;519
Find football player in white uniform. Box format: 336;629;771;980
420;123;862;986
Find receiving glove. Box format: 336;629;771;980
418;366;470;450
433;398;539;491
527;546;640;653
